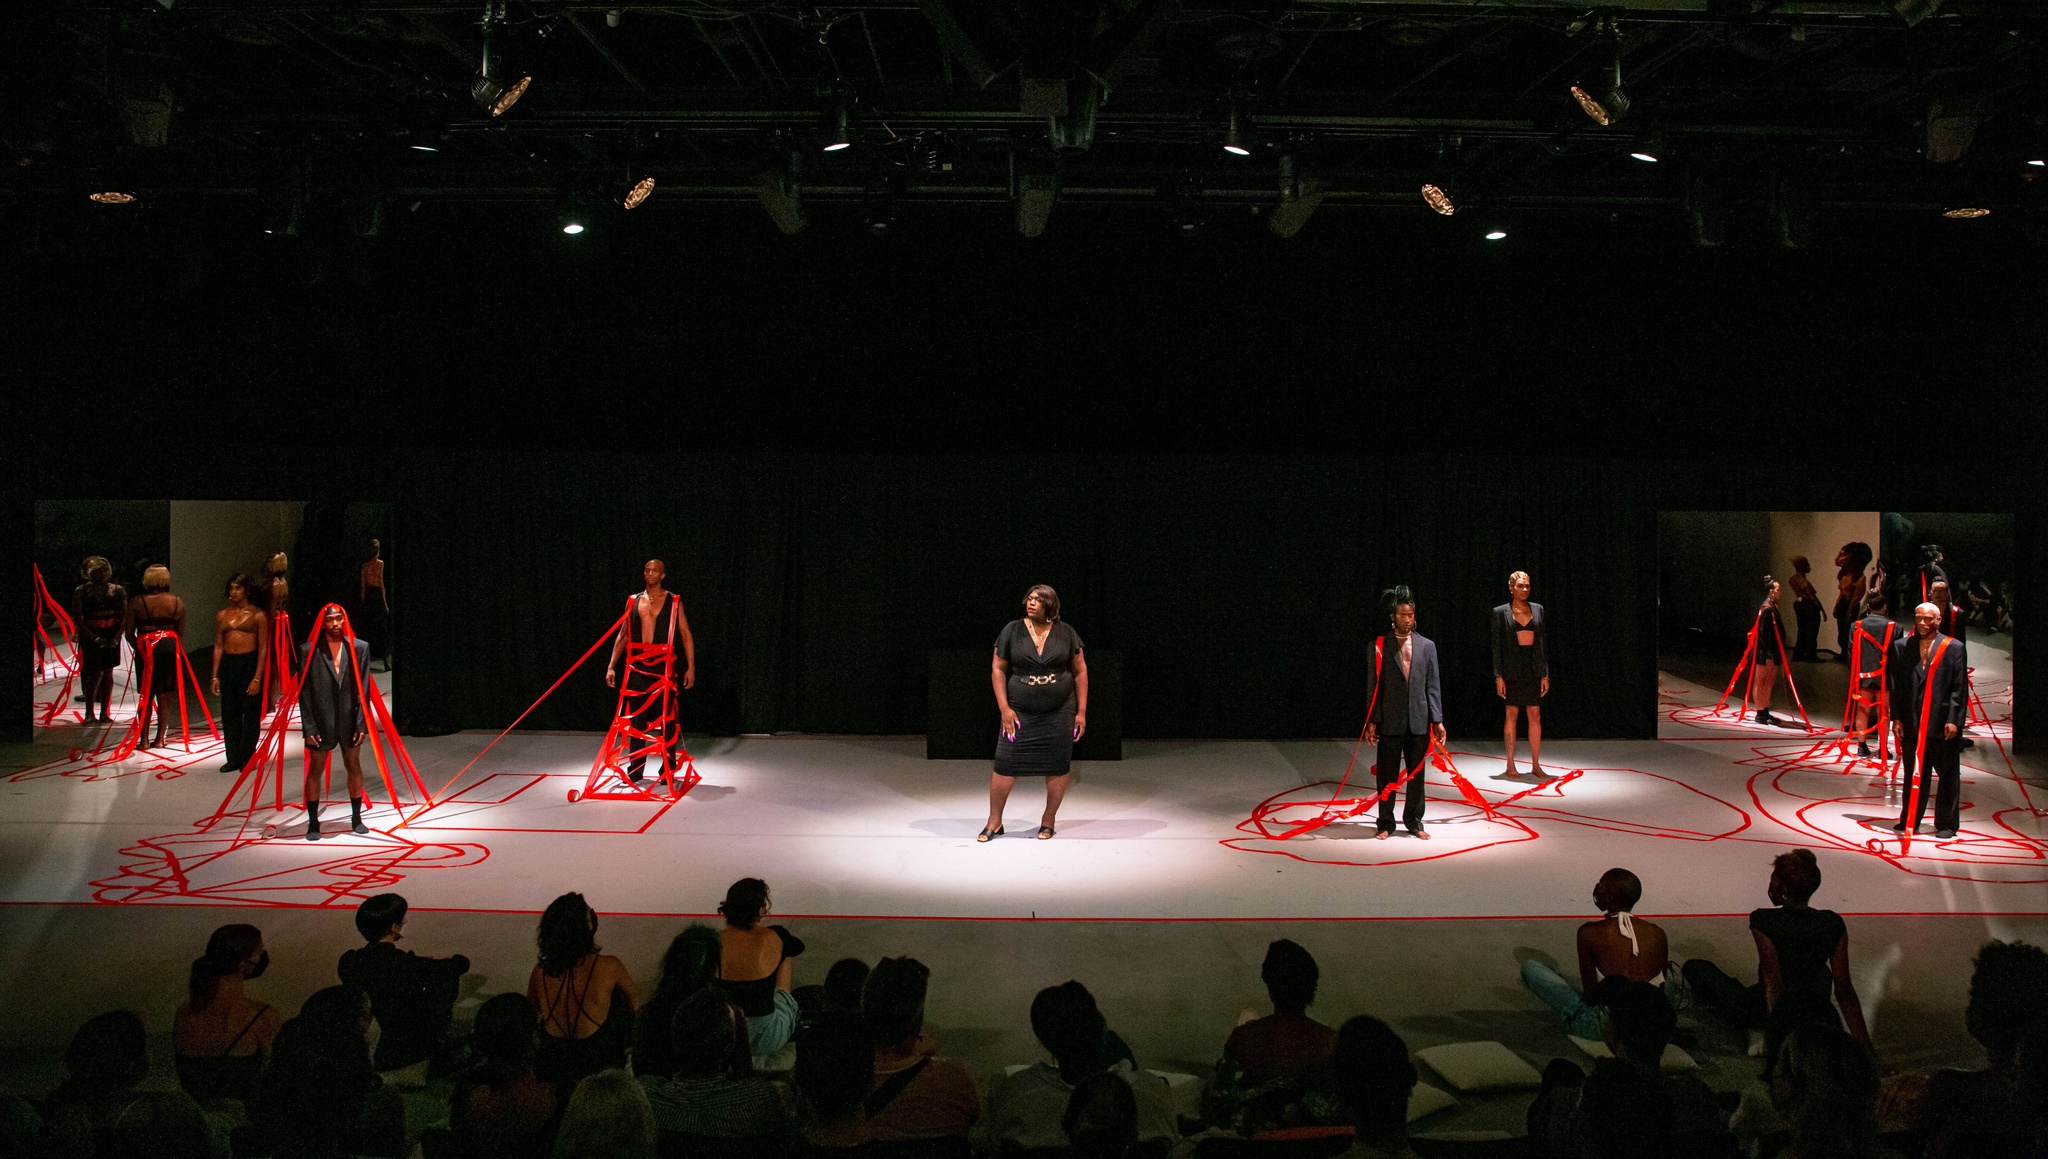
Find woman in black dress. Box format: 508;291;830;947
1490;571;1550;779
71;556;128;724
982;584;1088;842
1749;576;1786;726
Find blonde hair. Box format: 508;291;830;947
83;556;113;584
266;553;288;575
142;565;171;593
1508;571;1530;586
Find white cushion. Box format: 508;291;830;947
1413;1041;1544;1092
1406;1082;1457;1123
1565;1035;1699;1072
1145;1070;1203;1122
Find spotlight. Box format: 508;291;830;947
754;160;808;235
88;190;136;204
1941;206;1990;219
473;8;531;117
1630;150;1659;163
410;144;438;153
1049;78;1099;153
863;181;897;236
2027;159;2045;168
1222;103;1253;157
1268;153;1328;239
1484;228;1508;240
560;219;585;235
1421;183;1456;215
819;91;853;152
620;175;655;209
1571;21;1629;126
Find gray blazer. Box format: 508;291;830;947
1366;632;1443;735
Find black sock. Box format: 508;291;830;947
306;801;322;825
351;797;364;822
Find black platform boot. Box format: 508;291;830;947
306;801;323;841
351;797;368;835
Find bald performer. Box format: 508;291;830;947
1890;601;1968;839
605;560;696;783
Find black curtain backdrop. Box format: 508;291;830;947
402;451;1656;740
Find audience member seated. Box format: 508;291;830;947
336;893;470;1074
554;1068;657;1159
984;981;1176;1153
1228;939;1339;1086
527;892;637;1090
1528;979;1730;1159
715;877;805;1062
862;956;980;1144
1903;939;2048;1158
98;1089;223;1159
797;957;870;1024
1065;1071;1142;1159
251;1015;394;1159
1770;1025;1879;1159
174;923;282;1108
43;1011;222;1159
1573;1059;1675;1159
641;988;797;1144
1330;1016;1418;1159
793;1007;872;1150
1684;850;1867;1067
449;993;559;1159
1519;869;1677;1040
632;923;721;1080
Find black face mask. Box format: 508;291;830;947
247;951;270;980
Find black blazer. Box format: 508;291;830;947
1887;631;1968;734
299;636;371;745
1490;602;1549;680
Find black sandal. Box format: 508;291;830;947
976;825;1004;843
1037;824;1055;840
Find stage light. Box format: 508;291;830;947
561;220;585;234
620;175;655;209
863;181;897;236
1571;21;1629;126
410;144;438;153
819;91;853;152
1012;150;1059;238
754;161;808;235
1268;153;1328;239
473;9;531;117
1421;183;1456;215
1630;150;1659;163
2028;159;2045;168
1048;78;1099;153
1484;228;1508;240
1942;206;1990;219
88;190;136;204
1222;103;1254;156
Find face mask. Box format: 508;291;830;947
247;950;270;980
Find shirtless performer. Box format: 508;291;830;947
210;574;270;773
1517;868;1674;1038
605;560;696;784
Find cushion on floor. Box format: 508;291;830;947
1564;1035;1698;1072
1406;1082;1457;1122
1413;1042;1543;1092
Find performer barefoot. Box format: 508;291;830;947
127;566;187;749
604;560;696;785
1364;586;1443;840
1848;589;1893;759
982;584;1087;842
1890;601;1968;840
1491;571;1549;779
71;557;127;724
210;574;269;773
359;539;391;672
301;606;371;840
1748;577;1786;726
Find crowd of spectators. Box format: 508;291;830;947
5;856;2043;1159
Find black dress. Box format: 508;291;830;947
1750;905;1848;1067
994;619;1083;777
131;594;185;694
73;583;127;675
1753;604;1785;665
1490;602;1547;707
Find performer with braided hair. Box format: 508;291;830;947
1364;585;1444;840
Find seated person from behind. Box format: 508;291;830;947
173;924;283;1107
1065;1072;1142;1159
450;993;560;1159
713;877;804;1062
1527;979;1731;1159
861;956;981;1143
336;893;470;1073
984;980;1177;1152
1519;867;1675;1040
1330;1016;1419;1159
1903;939;2048;1159
46;1011;221;1159
631;924;721;1080
640;988;796;1142
792;1007;871;1151
1226;938;1339;1085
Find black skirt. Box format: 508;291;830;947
1502;677;1544;707
994;709;1076;777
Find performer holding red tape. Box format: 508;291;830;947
1364;585;1444;840
1890;601;1969;841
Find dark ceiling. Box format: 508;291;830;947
10;1;2048;242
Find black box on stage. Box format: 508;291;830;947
926;650;1122;761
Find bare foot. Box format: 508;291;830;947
1374;830;1391;841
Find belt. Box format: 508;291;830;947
1021;674;1063;686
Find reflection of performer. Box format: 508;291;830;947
359;539;390;671
1832;542;1871;664
983;584;1087;842
1918;545;1947;603
263;553;292;709
210;574;270;773
301;606;372;840
1747;577;1787;726
1890;602;1968;840
604;560;696;785
71;557;128;724
1848;590;1893;759
128;566;187;749
1364;586;1444;840
1491;571;1549;779
1788;556;1824;662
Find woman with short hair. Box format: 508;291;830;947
1491;571;1550;779
210;573;269;772
984;583;1089;842
1749;577;1787;726
127;565;187;748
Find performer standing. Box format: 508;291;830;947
982;584;1087;842
209;574;270;773
1832;542;1872;664
359;539;391;671
71;557;128;724
127;566;187;749
1848;590;1893;759
604;559;696;785
301;606;372;840
1889;601;1968;840
1491;571;1549;780
1748;577;1787;726
1364;586;1444;840
1788;556;1824;662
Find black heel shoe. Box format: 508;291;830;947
976;825;1004;843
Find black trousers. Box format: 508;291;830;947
1374;731;1431;832
1898;727;1962;833
1793;603;1821;661
218;651;262;768
623;671;677;781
